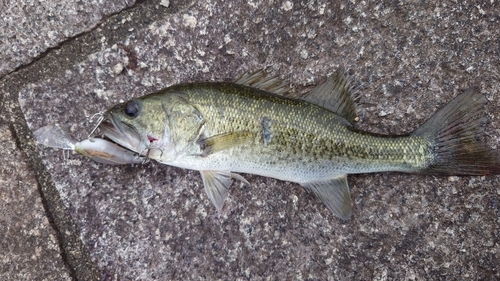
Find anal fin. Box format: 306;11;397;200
301;175;353;220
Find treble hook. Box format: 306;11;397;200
139;146;164;164
88;112;105;138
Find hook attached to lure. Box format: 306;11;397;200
88;112;105;138
139;146;164;164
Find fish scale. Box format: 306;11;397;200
183;83;431;176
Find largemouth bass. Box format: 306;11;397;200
99;70;500;220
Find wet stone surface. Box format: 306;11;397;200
15;0;500;279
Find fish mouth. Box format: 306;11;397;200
99;118;116;133
99;115;143;154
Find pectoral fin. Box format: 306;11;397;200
301;175;353;220
200;170;249;211
198;131;254;156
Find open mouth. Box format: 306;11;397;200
98;117;131;150
99;118;123;142
98;116;144;156
100;118;117;133
97;113;165;162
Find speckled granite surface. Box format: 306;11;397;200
5;0;500;280
0;0;136;78
0;126;72;280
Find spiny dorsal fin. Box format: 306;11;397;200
234;70;291;95
301;175;353;220
301;70;359;123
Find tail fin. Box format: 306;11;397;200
413;87;500;175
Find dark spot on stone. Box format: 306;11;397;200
117;43;138;70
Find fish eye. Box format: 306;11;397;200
124;100;141;118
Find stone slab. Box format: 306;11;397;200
17;0;500;279
0;125;72;280
0;0;135;77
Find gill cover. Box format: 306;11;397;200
162;93;205;156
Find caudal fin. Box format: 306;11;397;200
413;87;500;175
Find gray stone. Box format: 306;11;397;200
0;126;71;280
0;0;135;78
9;0;500;279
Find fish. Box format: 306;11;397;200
34;125;144;165
98;70;500;220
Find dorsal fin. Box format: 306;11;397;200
301;70;359;123
234;70;291;95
